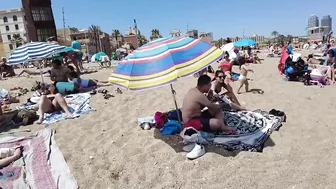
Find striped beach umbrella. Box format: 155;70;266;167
108;36;223;91
8;42;65;65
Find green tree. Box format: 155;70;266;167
137;34;148;47
112;29;121;48
150;29;162;40
69;27;79;33
89;25;101;52
271;31;279;38
11;34;23;48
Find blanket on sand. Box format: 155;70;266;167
17;93;95;124
0;129;78;189
180;110;283;152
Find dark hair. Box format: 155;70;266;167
224;51;229;57
328;49;335;57
73;37;77;40
237;56;246;66
207;66;214;73
307;54;313;60
69;71;79;78
215;70;224;77
197;75;211;86
67;65;75;71
52;59;62;66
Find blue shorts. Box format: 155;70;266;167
75;52;83;61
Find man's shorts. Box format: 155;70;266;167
74;52;83;61
183;110;213;132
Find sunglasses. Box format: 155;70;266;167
218;76;225;79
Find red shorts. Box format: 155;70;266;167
183;110;212;131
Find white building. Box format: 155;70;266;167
0;8;28;58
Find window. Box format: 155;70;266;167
3;17;8;23
37;28;56;42
9;44;13;50
31;7;53;21
7;35;11;40
15;24;19;30
5;26;9;31
13;15;17;21
24;16;26;21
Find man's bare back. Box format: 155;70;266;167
182;88;207;123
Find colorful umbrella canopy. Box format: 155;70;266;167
233;38;256;47
108;36;223;91
8;42;65;64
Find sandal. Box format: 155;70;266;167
116;88;123;94
98;89;108;94
103;94;114;99
90;89;97;95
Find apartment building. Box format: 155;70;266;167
0;7;28;58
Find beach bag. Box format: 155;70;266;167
167;109;182;121
154;112;168;129
13;110;39;126
160;120;182;135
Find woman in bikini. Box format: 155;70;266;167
218;52;233;80
208;70;241;106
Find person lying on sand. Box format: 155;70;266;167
208;70;245;110
68;71;111;91
237;57;254;94
181;75;237;134
33;93;74;124
0;143;22;168
17;69;51;77
306;54;324;65
50;59;71;85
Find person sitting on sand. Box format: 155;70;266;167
50;59;71;85
0;57;16;78
181;75;237;134
252;53;263;64
237;57;254;94
68;71;111;91
230;48;240;65
34;93;74;124
325;48;336;82
218;52;233;79
208;70;242;106
0;143;22;168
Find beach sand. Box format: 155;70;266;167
1;52;336;189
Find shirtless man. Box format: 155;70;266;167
50;59;71;85
0;57;15;78
182;75;236;134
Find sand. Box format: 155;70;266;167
1;51;336;189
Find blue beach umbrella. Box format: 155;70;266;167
234;38;257;47
8;42;65;64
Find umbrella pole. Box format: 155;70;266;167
170;84;182;123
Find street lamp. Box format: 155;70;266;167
80;28;89;54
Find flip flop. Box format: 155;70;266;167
116;88;123;94
103;94;114;99
98;89;108;94
90;89;97;95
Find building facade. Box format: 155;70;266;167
307;15;319;29
199;32;213;43
170;29;181;37
186;30;198;38
21;0;57;42
56;28;73;46
110;33;124;50
0;7;28;58
321;15;332;34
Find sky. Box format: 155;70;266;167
2;0;336;40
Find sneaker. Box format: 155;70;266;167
186;144;205;160
183;143;196;152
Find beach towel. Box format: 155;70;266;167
180;110;283;152
17;93;95;124
278;45;289;74
0;129;78;189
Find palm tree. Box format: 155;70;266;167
89;25;101;52
112;29;121;48
271;31;279;38
69;27;79;33
137;34;148;47
11;34;23;48
150;29;162;40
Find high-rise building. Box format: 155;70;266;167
307;15;319;29
321;15;332;34
22;0;57;42
0;7;28;58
